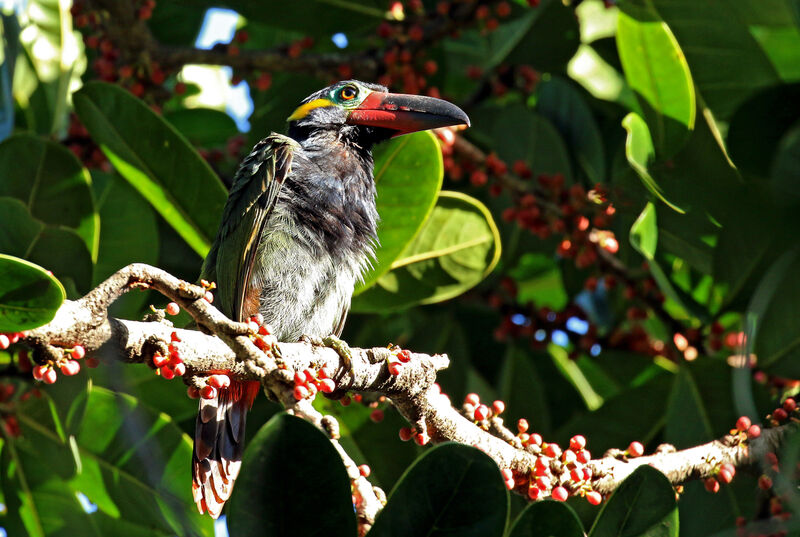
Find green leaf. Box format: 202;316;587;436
621;112;684;213
747;248;800;377
0;254;64;331
73;81;228;257
0;134;99;260
91;171;159;283
355;131;443;293
499;346;552;435
630;201;657;259
352;191;501;312
503;0;581;73
508;500;585;537
589;466;678;537
2;386;212;537
163;108;239;147
616;5;695;157
228;413;356;537
219;0;384;33
369;443;508;537
642;0;781;119
470;104;573;182
534;76;606;183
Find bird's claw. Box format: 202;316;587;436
302;334;352;370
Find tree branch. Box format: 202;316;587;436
21;264;795;520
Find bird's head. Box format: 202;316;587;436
287;80;470;147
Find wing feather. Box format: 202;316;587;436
200;134;298;322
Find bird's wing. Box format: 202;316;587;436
200;133;298;322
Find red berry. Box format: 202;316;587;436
535;476;551;490
492;400;505;415
204;291;214;303
527;486;540;500
576;449;591;464
627;441;644;457
758;475;772;490
319;378;336;393
388;361;402;375
153;353;169;368
551;486;568;501
60;360;81;376
414;432;430;446
201;385;217;399
370;409;384;423
783;398;797;412
86;357;100;368
43;368;57;384
32;365;48;380
358;464;371;477
517;418;529;433
397;349;412;363
399;427;414;441
187;386;200;399
529;433;543;446
747;424;761;438
569;435;586;451
543;443;561;459
718;468;734;484
209;374;231;389
160;366;175;380
465;393;480;406
735;416;751;432
704;478;720;493
773;408;788;421
173;363;186;376
0;334;9;349
474;404;490;421
293;385;310;400
586;490;602;505
562;449;577;464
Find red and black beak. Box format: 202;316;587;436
347;92;470;135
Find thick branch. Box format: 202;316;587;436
21;264;795;515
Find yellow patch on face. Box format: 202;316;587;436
287;98;335;121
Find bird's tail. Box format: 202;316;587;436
192;380;260;518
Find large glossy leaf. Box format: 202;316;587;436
508;500;585;537
0;254;64;331
73;81;228;257
621;112;684;213
0;134;99;260
470;104;573;182
17;0;86;134
355;131;443;293
0;198;92;296
534;76;606;183
747;249;800;377
228;413;356;537
589;466;678;537
617;4;695;157
163;108;239;147
1;385;212;537
642;0;781;118
369;443;508;537
352;191;501;312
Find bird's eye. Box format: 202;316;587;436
340;86;358;100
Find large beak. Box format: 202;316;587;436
347;92;470;135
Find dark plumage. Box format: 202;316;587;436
192;80;470;518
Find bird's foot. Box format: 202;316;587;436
301;334;353;370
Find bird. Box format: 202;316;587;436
192;80;470;518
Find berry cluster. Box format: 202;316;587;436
152;332;185;379
31;344;97;385
244;313;278;353
187;374;232;400
458;393;649;505
292;366;336;401
386;347;412;376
